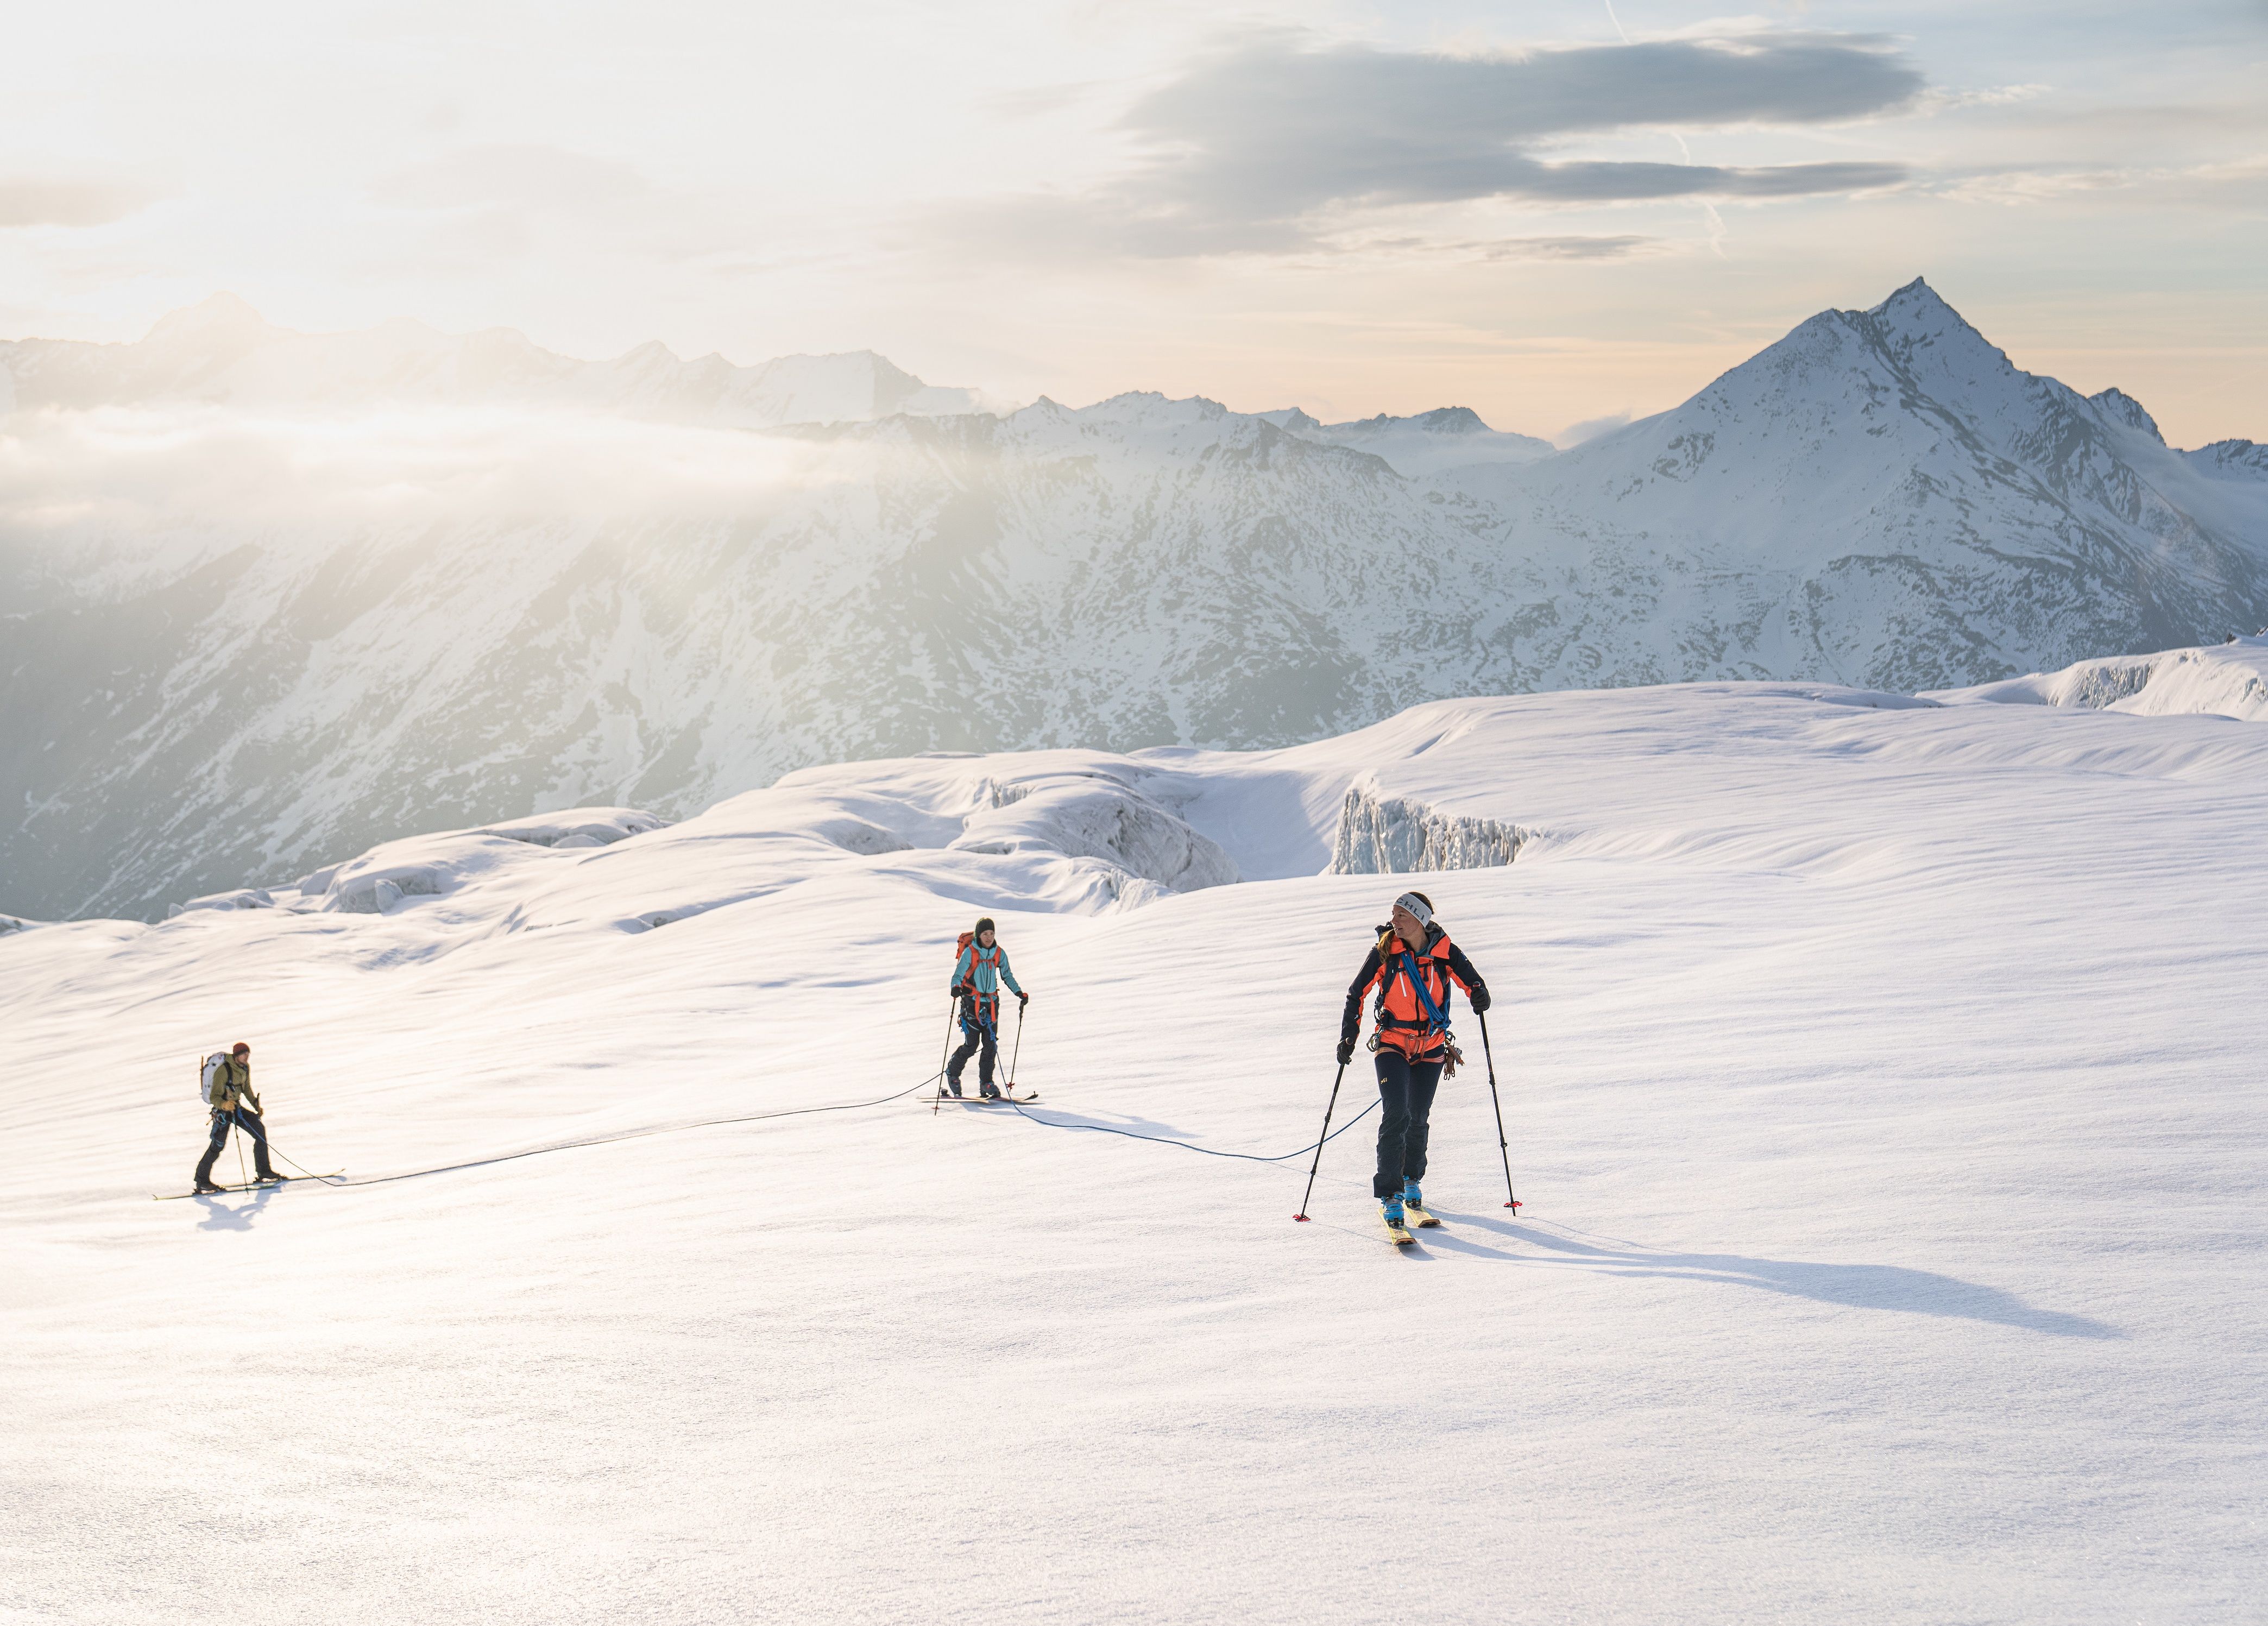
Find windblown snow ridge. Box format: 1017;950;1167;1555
1930;633;2268;722
1327;782;1538;875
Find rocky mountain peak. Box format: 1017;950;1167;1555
2090;386;2165;444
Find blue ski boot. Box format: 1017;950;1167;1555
1403;1180;1439;1227
1381;1194;1413;1244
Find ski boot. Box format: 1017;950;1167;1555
979;1080;1001;1100
192;1179;224;1195
1381;1195;1414;1246
1403;1180;1439;1227
944;1076;964;1098
254;1171;286;1184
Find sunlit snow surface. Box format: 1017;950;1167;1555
5;681;2265;1623
1932;631;2268;722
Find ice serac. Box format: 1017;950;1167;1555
1328;780;1535;875
4;283;2266;921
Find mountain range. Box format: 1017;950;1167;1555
4;278;2264;920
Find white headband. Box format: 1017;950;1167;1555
1392;892;1432;928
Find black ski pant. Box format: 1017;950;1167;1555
196;1106;275;1185
947;1018;999;1085
1374;1051;1444;1199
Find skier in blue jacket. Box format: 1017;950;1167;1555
948;917;1028;1098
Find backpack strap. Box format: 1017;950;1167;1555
1376;941;1451;1034
1404;948;1450;1032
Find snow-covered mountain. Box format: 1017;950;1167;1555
4;280;2265;921
0;291;1001;426
1446;279;2268;690
1256;403;1559;477
9;682;2266;1621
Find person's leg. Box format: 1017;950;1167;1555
1373;1049;1414;1200
193;1112;229;1187
238;1109;276;1179
976;1028;999;1088
947;1005;980;1082
1401;1060;1444;1189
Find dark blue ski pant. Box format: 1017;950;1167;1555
196;1107;275;1185
948;1015;999;1085
1374;1052;1444;1199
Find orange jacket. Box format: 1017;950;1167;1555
1342;924;1485;1060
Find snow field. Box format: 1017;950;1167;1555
1933;632;2268;722
4;684;2266;1623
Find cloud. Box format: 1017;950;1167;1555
0;401;871;540
1928;155;2268;208
1557;409;1632;446
946;29;1919;258
0;178;160;229
1477;235;1658;260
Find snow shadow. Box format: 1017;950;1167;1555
1448;1213;2122;1339
192;1187;278;1231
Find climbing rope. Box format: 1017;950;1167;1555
1006;1096;1381;1164
248;1070;1378;1193
264;1070;944;1190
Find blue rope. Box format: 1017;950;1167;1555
1007;1095;1381;1164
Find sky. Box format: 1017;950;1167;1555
3;1;2264;446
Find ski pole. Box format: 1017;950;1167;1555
234;1112;249;1189
1478;1011;1519;1212
1293;1061;1349;1222
1007;1000;1025;1091
934;997;957;1115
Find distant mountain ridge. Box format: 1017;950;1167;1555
3;279;2265;920
0;292;1001;426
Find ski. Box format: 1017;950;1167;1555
924;1092;1037;1105
1383;1210;1415;1246
154;1171;341;1201
1406;1202;1442;1228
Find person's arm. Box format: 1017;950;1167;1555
1340;947;1383;1047
997;950;1025;999
1445;942;1490;1013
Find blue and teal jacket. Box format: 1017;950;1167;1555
951;940;1025;1000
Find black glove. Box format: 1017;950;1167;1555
1469;985;1491;1015
1017;991;1029;1006
1335;1036;1356;1067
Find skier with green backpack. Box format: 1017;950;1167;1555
193;1042;282;1193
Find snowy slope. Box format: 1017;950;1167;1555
5;681;2265;1623
6;282;2266;921
1931;633;2268;721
